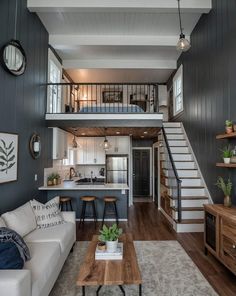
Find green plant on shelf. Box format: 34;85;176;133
220;145;233;158
225;120;233;127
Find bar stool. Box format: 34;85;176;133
102;196;119;226
59;196;73;211
79;196;97;227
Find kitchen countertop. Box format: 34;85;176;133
38;182;129;191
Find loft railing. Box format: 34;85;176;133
161;127;182;222
46;83;159;114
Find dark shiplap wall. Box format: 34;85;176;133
0;0;52;214
174;0;236;203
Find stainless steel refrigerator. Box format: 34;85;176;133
106;155;128;184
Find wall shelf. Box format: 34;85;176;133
216;132;236;139
216;163;236;168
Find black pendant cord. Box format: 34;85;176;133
177;0;183;35
14;0;18;39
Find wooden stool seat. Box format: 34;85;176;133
59;196;73;211
104;196;117;202
81;196;96;202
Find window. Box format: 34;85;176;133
173;65;183;116
48;49;62;113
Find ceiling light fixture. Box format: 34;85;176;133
144;131;148;134
103;128;110;151
176;0;191;52
72;134;78;149
116;131;120;135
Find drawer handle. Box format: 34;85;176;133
233;245;236;249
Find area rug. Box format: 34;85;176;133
49;241;218;296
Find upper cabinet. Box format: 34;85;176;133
106;136;130;155
77;137;105;165
52;128;68;160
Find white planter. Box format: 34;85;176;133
106;240;118;253
223;158;231;164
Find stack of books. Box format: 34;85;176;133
95;243;123;260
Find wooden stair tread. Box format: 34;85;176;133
162;168;197;171
165;185;205;189
171;206;204;212
168;195;208;200
160;160;194;162
162;175;200;179
174;219;204;224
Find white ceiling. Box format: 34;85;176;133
28;0;212;83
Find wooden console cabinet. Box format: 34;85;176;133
204;204;236;275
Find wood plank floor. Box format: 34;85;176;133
76;202;236;296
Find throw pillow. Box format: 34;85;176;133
0;227;31;262
0;242;24;269
0;217;6;228
30;196;64;228
2;202;37;237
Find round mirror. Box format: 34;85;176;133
1;40;26;76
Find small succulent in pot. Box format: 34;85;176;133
225;120;233;134
215;176;232;207
220;145;233;164
99;224;123;253
47;172;61;186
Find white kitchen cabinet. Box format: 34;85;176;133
106;136;130;155
52;128;68;160
76;137;105;165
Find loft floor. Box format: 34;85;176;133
76;202;236;296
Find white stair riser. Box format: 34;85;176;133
177;170;199;177
172;211;204;220
181;179;203;186
168;188;205;196
164;128;183;134
172;199;207;207
161;154;192;161
168;140;187;147
162;161;195;170
160;146;189;154
181;188;205;196
163;122;181;128
174;223;204;233
166;134;185;140
163;169;199;178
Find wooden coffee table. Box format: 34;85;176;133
77;233;142;295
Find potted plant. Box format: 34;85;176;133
47;174;54;186
225;120;233;134
215;176;232;207
99;224;123;253
220;145;233;164
47;172;61;186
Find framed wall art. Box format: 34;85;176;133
0;132;18;184
102;90;123;103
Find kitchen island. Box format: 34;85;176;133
39;182;129;221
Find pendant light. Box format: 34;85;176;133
72;134;78;149
176;0;191;52
103;128;110;151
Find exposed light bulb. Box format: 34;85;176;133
176;33;191;52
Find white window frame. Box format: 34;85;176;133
173;64;183;116
47;49;62;113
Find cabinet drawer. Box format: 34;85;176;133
221;235;236;273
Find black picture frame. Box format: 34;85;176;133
102;90;123;103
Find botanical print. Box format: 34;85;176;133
0;133;18;183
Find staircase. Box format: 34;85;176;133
159;122;210;233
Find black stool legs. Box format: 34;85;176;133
102;200;119;227
79;200;97;228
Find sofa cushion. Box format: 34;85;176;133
0;242;24;269
0;217;6;228
24;242;60;296
30;196;64;229
24;222;75;253
2;202;37;237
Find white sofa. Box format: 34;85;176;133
0;205;76;296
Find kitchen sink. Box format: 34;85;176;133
76;178;105;185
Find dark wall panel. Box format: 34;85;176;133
174;0;236;204
0;0;52;214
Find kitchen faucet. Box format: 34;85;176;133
69;167;76;180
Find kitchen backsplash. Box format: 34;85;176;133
44;160;105;185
